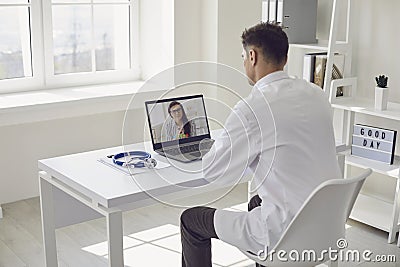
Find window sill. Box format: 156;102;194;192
0;81;165;127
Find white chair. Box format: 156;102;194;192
243;169;372;267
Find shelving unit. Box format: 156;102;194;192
286;0;354;178
285;0;400;244
351;194;395;233
289;41;351;53
333;98;400;244
341;145;400;234
286;0;356;103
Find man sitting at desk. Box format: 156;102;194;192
180;22;341;267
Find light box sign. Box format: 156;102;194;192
351;124;397;165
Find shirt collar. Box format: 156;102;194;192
254;71;289;90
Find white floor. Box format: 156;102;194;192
0;184;399;267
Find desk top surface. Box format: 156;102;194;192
39;129;344;209
38;132;223;208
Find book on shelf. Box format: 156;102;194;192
303;52;345;97
302;52;326;83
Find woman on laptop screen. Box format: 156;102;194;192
161;101;197;141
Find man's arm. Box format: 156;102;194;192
202;101;260;186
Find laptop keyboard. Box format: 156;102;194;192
164;147;181;156
158;139;214;162
180;144;199;153
164;143;200;156
188;151;202;157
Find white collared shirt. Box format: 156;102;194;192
202;71;341;253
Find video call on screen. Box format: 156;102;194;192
148;98;209;144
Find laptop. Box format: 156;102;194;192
145;94;214;162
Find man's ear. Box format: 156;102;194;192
249;49;257;66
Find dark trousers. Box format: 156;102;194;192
180;195;263;267
247;195;265;267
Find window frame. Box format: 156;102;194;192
0;0;140;94
0;1;44;93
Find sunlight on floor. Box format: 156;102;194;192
81;203;255;267
108;243;181;266
81;202;350;266
129;224;180;242
82;236;143;257
152;234;181;252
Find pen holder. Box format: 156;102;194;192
375;86;389;111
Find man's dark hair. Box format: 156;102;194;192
241;22;288;65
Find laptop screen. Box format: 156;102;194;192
145;95;211;150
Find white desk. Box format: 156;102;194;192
39;130;345;267
38;136;232;267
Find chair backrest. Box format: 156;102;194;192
245;169;372;267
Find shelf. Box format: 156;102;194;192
332;97;400;121
350;193;393;232
340;149;400;178
290;43;328;51
289;41;350;52
334;98;400;242
335;140;347;153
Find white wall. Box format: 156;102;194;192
311;0;399;101
0;110;144;204
173;0;260;124
3;0;397;205
216;0;261;113
351;0;399;100
0;0;263;205
216;0;261;73
140;0;174;80
0;0;173;205
201;0;218;62
174;0;202;64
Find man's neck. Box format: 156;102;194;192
254;66;283;83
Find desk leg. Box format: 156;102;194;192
107;210;124;267
39;176;58;267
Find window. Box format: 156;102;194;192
0;0;139;93
0;1;33;81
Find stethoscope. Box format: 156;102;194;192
111;151;157;168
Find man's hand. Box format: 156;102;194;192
199;138;215;157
